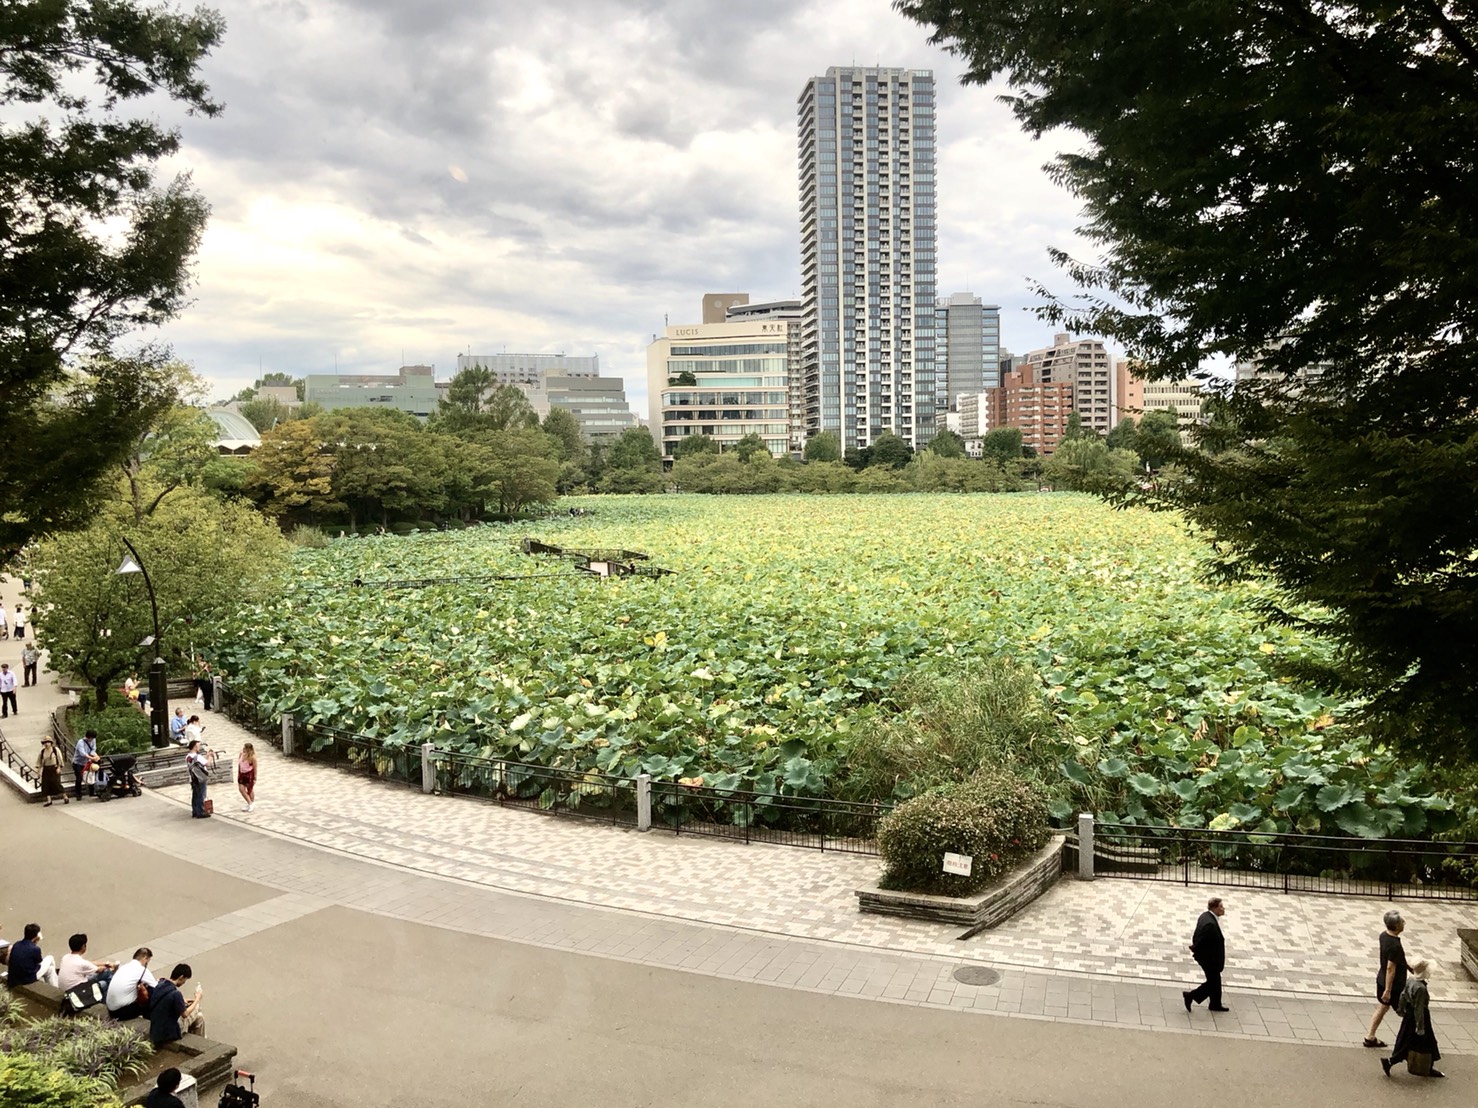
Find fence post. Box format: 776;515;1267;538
636;773;651;832
421;743;436;794
210;676;222;712
1077;812;1095;880
281;712;295;757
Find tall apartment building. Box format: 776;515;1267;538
646;303;792;460
956;391;993;437
727;299;806;453
1023;333;1113;435
1233;337;1333;394
797;65;938;451
1112;359;1144;427
936;293;1001;410
987;364;1073;456
454;352;635;440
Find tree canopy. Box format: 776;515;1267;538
901;0;1478;761
0;0;224;558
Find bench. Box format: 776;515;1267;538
4;978;238;1104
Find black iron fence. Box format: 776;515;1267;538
217;681;281;748
0;727;39;789
650;779;888;855
1092;822;1478;901
432;749;640;828
296;721;424;786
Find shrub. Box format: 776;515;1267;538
0;1017;151;1088
0;1053;119;1108
288;524;330;548
69;706;151;756
877;768;1050;896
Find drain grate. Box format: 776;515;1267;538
952;966;1002;987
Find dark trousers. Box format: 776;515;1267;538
1188;962;1222;1007
0;690;15;716
197;677;214;711
73;764;91;800
190;776;208;817
23;662;37;686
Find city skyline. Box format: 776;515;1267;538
151;0;1098;417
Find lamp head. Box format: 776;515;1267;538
116;555;143;576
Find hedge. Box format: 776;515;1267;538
876;767;1049;896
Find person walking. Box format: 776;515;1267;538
1183;896;1229;1013
36;738;67;806
1366;909;1408;1048
12;603;25;640
186;738;213;818
194;658;214;711
0;604;9;639
236;742;257;812
72;729;99;801
0;662;17;717
21;642;39;687
1382;958;1444;1078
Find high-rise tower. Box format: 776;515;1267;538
936;292;1001;410
797;66;937;450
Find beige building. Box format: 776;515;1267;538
1140;378;1206;434
1023;333;1113;435
955;391;993;438
646;307;791;460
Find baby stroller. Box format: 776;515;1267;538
96;754;142;800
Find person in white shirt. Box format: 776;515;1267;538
0;605;8;639
0;662;17;717
105;947;158;1020
58;933;118;992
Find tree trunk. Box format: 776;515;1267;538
94;678;110;711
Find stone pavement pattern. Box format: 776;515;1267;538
168;711;1478;1007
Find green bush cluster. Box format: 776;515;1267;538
877;768;1050;897
0;1002;149;1107
70;706;151;756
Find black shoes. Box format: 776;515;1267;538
1210;1005;1230;1012
1381;1059;1392;1077
1182;991;1193;1012
1431;1070;1445;1078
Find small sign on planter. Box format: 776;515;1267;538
942;852;973;877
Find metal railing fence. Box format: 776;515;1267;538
431;749;639;828
298;721;423;786
1089;822;1478;901
217;681;282;748
650;779;888;855
0;726;40;788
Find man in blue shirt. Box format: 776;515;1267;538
169;706;188;744
72;729;98;800
148;963;205;1045
5;923;59;988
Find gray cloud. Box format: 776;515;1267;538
154;0;1099;408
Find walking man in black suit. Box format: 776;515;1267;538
1183;896;1229;1013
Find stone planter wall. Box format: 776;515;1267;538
51;707;234;790
856;834;1066;928
1461;928;1477;984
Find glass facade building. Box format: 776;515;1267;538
935;293;1000;410
797;66;937;450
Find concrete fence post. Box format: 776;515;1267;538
211;676;223;712
1078;812;1095;880
421;743;436;794
636;773;652;832
281;712;295;757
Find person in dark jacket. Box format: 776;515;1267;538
1383;959;1444;1078
147;963;205;1045
144;1067;186;1108
1183;897;1230;1013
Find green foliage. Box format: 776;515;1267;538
732;433;770;462
238;395;292;432
1105;417;1137;453
70;706;150;756
842;659;1063;803
288;525;330;549
30;487;288;709
1;1018;150;1089
0;1052;119;1108
1042;437;1138;493
789;461;855;493
979;427;1024;464
901;0;1478;763
877;769;1050;896
672;434;719;459
1134;410;1182;470
1062;411;1094;442
0;2;224;560
928;429;965;458
201;456;253;499
868;431;913;469
803;431;841;463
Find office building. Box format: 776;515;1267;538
987;364;1073;456
456;352;635;439
303;364;441;419
1113;359;1144;427
1233;338;1333;394
646;302;791;460
936;293;1001;410
956;391;993;438
797;65;938;451
727;299;805;452
1023;333;1113;436
1140;379;1206;432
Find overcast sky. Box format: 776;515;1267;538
152;0;1097;409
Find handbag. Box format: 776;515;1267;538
1407;1050;1433;1076
62;979;106;1014
203;798;214;815
82;769;97;786
135;979;152;1007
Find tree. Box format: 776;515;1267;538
1062;411;1095;442
843;445;872;471
928;429;965;458
29;489;287;709
542;407;589;493
1;2;224;558
902;0;1478;759
248;421;339;525
869;431;914;469
1042;438;1138;495
732;433;771;462
433;370;537;435
1105;416;1138;453
1134;410;1182;471
804;431;841;463
672;433;719;458
600;427;663;493
979;427;1024;465
239;395;293;433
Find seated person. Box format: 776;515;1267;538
58;933;118;992
104;947;157;1020
148;963;205;1045
144;1067;186;1108
169;706;189;744
5;923;59;988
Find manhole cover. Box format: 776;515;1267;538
952;966;1002;987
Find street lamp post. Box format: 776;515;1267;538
116;538;170;749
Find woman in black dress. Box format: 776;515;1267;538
1383;958;1443;1078
1365;909;1406;1048
36;738;67;806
